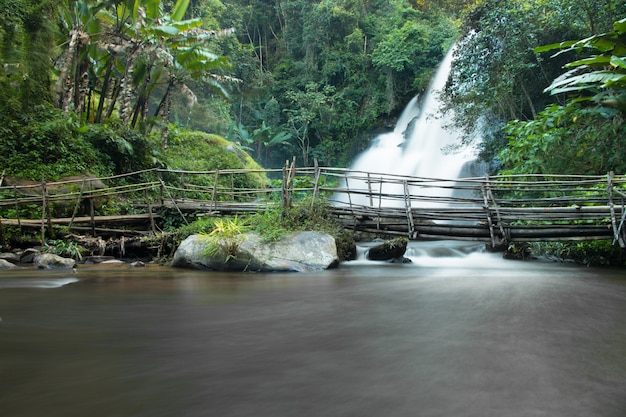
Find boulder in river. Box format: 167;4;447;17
0;259;17;270
366;237;410;262
0;252;20;265
172;231;339;272
34;254;76;270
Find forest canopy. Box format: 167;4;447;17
0;0;625;180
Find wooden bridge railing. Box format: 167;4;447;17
1;166;626;247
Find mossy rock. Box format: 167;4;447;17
165;131;268;189
367;237;409;261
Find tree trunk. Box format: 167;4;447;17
55;29;79;111
95;58;114;123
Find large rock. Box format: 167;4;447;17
0;259;17;270
366;237;409;262
20;248;41;264
172;231;339;272
0;252;20;265
34;254;76;270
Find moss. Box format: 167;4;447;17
164;129;268;189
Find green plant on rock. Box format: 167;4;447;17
247;196;341;242
43;239;84;260
201;216;247;263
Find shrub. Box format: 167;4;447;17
200;216;247;262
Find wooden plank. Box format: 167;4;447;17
1;214;159;226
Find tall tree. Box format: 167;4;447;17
54;0;237;135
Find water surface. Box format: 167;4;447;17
1;247;625;417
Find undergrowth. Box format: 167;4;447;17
531;241;626;267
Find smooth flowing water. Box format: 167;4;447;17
350;48;476;181
342;47;485;208
2;244;626;417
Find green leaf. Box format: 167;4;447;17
170;18;202;32
546;71;624;94
143;0;161;20
534;40;577;54
132;0;139;24
611;56;626;70
613;18;626;34
171;0;190;21
153;25;179;36
565;56;613;68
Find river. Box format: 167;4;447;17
1;241;626;417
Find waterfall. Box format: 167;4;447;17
344;47;484;207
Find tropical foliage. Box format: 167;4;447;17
441;0;625;169
498;15;626;175
0;0;465;179
537;18;626;112
1;0;626;181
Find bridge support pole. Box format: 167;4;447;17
482;175;507;249
607;171;626;248
403;180;415;238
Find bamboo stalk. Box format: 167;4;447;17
40;177;48;244
13;185;21;231
68;178;86;232
146;189;156;234
403;180;415;238
0;219;5;247
1;167;626;244
481;182;497;248
311;159;321;209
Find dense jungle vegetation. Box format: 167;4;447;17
1;0;624;178
1;0;626;263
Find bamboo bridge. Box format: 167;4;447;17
1;165;626;249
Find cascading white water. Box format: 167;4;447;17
343;47;483;207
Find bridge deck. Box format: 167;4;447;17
1;167;626;247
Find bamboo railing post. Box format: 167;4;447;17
180;172;185;200
211;170;219;213
621;198;626;247
281;157;296;210
13;185;21;231
367;173;373;207
159;177;188;226
281;161;287;209
618;197;626;248
481;180;497;249
87;177;95;236
486;179;507;244
377;178;383;231
345;173;353;213
0;169;4;249
607;171;624;247
146;189;156;234
311;159;321;209
68;178;86;233
289;157;296;207
0;167;6;244
158;171;164;206
40;176;49;244
403;180;415;238
231;173;235;201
